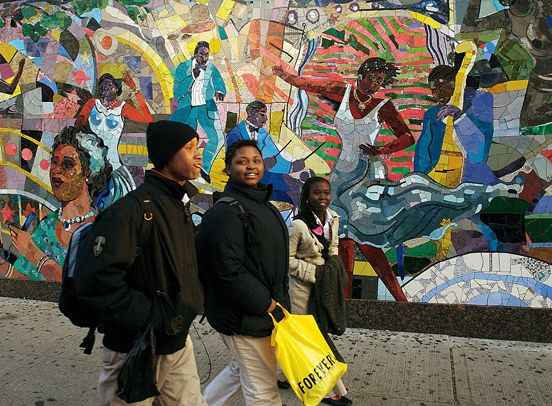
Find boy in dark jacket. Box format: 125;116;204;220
75;120;207;406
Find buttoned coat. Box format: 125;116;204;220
288;208;340;314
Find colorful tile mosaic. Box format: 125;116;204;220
403;252;552;308
0;0;551;307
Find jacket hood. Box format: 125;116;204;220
145;170;199;201
223;179;273;204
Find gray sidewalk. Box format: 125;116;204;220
1;298;551;406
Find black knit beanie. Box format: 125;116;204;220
146;120;199;169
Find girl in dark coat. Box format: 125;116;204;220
196;139;290;405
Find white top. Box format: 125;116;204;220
245;122;259;141
190;59;207;107
334;83;386;173
314;209;333;240
89;99;126;169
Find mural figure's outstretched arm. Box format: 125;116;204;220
273;65;346;102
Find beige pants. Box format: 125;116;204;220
98;335;207;406
203;334;282;406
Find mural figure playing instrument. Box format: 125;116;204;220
415;64;498;185
226;100;309;205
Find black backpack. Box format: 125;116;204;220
59;194;153;354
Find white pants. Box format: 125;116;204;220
98;335;207;406
203;334;282;406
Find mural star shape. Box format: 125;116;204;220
1;202;15;225
71;69;90;86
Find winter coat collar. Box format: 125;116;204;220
145;170;199;201
225;178;273;203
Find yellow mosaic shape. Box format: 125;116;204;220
207;148;229;191
155;14;187;37
188;40;199;55
269;111;284;139
118;145;148;156
216;0;235;20
353;260;377;277
0;75;21;103
485;80;529;94
0;42;17;61
435;223;454;260
209;38;222;54
50;29;61;42
98;63;127;79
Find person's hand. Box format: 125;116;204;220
264;156;277;170
267;299;277;313
360;144;380;156
291;159;305;172
9;226;37;261
39;261;62;282
437;105;462;121
123;72;137;92
214;91;225;102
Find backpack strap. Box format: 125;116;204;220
80;327;96;355
215;197;251;244
127;191;171;294
127;191;154;259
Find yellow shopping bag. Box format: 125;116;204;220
270;304;347;406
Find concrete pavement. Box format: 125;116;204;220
1;297;551;406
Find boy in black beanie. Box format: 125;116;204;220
75;120;208;405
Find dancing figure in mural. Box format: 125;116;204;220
2;127;111;281
170;41;226;184
414;64;498;185
75;72;151;205
275;56;524;299
226;100;307;205
274;58;414;222
275;58;413;185
275;58;414;299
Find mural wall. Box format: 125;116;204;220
1;0;551;308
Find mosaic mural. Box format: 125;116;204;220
0;0;551;308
